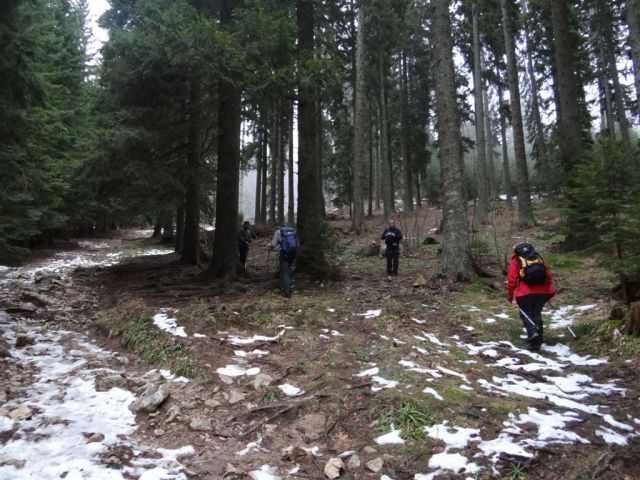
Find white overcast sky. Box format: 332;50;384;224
86;0;110;59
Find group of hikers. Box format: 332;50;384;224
238;219;555;351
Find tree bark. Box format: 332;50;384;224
254;123;263;224
269;107;278;225
278;100;286;224
483;82;496;198
378;51;394;219
598;38;616;134
295;0;330;277
472;1;490;224
288;99;295;225
525;32;547;166
501;0;535;228
432;0;475;282
550;0;584;169
352;1;367;233
206;0;244;278
260;128;268;224
175;204;184;253
400;51;413;212
181;77;202;265
626;0;640;117
602;0;631;145
498;80;514;209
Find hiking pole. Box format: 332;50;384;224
518;308;538;330
547;302;578;339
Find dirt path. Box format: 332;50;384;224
1;231;639;480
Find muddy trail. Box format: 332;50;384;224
1;229;639;480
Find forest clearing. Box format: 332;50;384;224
3;0;640;478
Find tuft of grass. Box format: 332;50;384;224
378;400;437;441
544;252;582;270
508;462;526;479
250;311;274;326
377;312;399;331
99;307;195;377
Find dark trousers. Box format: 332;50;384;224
279;254;295;297
517;294;551;346
386;246;399;275
239;244;249;266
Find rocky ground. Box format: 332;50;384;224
1;207;639;480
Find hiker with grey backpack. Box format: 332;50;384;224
269;224;300;298
507;242;555;351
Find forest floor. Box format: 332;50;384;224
1;200;640;480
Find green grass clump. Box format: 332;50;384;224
378;400;437;441
99;307;194;377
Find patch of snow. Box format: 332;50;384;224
399;360;442;378
419;422;481;478
216;365;261;377
547;304;597;330
249;464;280;480
371;376;400;391
513;408;588;444
0;416;14;432
278;384;303;396
602;414;634;431
0;326;192;480
356;309;382;319
303;446;322;456
481;349;499;358
193;333;207;338
321;328;343;337
411;317;426;324
327;308;336;313
234;349;269;358
460;385;473;391
425;421;481;450
428;452;480;473
355;366;379;377
413;346;429;356
422;387;444;401
437;366;469;383
495;313;510;319
375;429;405;445
226;329;285;346
485;318;496;324
422;332;447;346
541;343;608;366
463;325;475;331
153;312;187;338
140;248;173;256
159;369;189;383
236;437;267;456
595;427;628;446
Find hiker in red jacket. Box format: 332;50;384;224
507;243;555;351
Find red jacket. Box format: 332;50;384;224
507;253;555;302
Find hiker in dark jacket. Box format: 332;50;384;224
238;221;252;267
380;219;403;277
507;242;555;351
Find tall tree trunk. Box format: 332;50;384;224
374;120;381;210
352;1;367;233
269;108;278;225
550;0;584;170
598;38;616;134
626;0;640;117
501;0;535;228
207;0;244;278
295;0;330;276
181;77;202;265
472;1;490;224
378;51;394;219
254;125;263;224
260;129;268;224
483;83;496;198
175;204;184;253
288;99;295;225
525;33;547;167
602;1;631;145
278;100;286;224
498;81;514;209
368;122;374;217
432;0;475;282
400;51;413;212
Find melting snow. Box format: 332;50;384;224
278;384;303;396
152;312;187;338
355;366;379;377
596;427;629;446
547;304;597;330
0;326;192;479
234;349;269;358
248;464;280;480
216;365;261;377
226;329;285;346
422;387;444;400
356;309;382;319
375;429;405;445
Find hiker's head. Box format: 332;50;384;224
388;219;396;228
243;221;250;228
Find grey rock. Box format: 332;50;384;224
1;459;25;469
15;335;35;348
0;347;12;358
9;405;32;421
222;463;245;479
140;369;163;383
204;398;221;408
188;418;212;431
20;291;53;306
365;457;384;473
154;429;165;436
363;446;377;454
129;383;170;413
226;390;245;405
6;303;36;315
165;405;181;424
219;375;234;385
95;375;127;392
251;373;274;390
85;432;105;443
347;453;361;469
324;457;344;479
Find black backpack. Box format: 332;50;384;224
514;243;548;286
279;227;300;255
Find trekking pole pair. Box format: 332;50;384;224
520;307;577;340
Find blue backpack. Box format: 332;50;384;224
279;227;300;255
